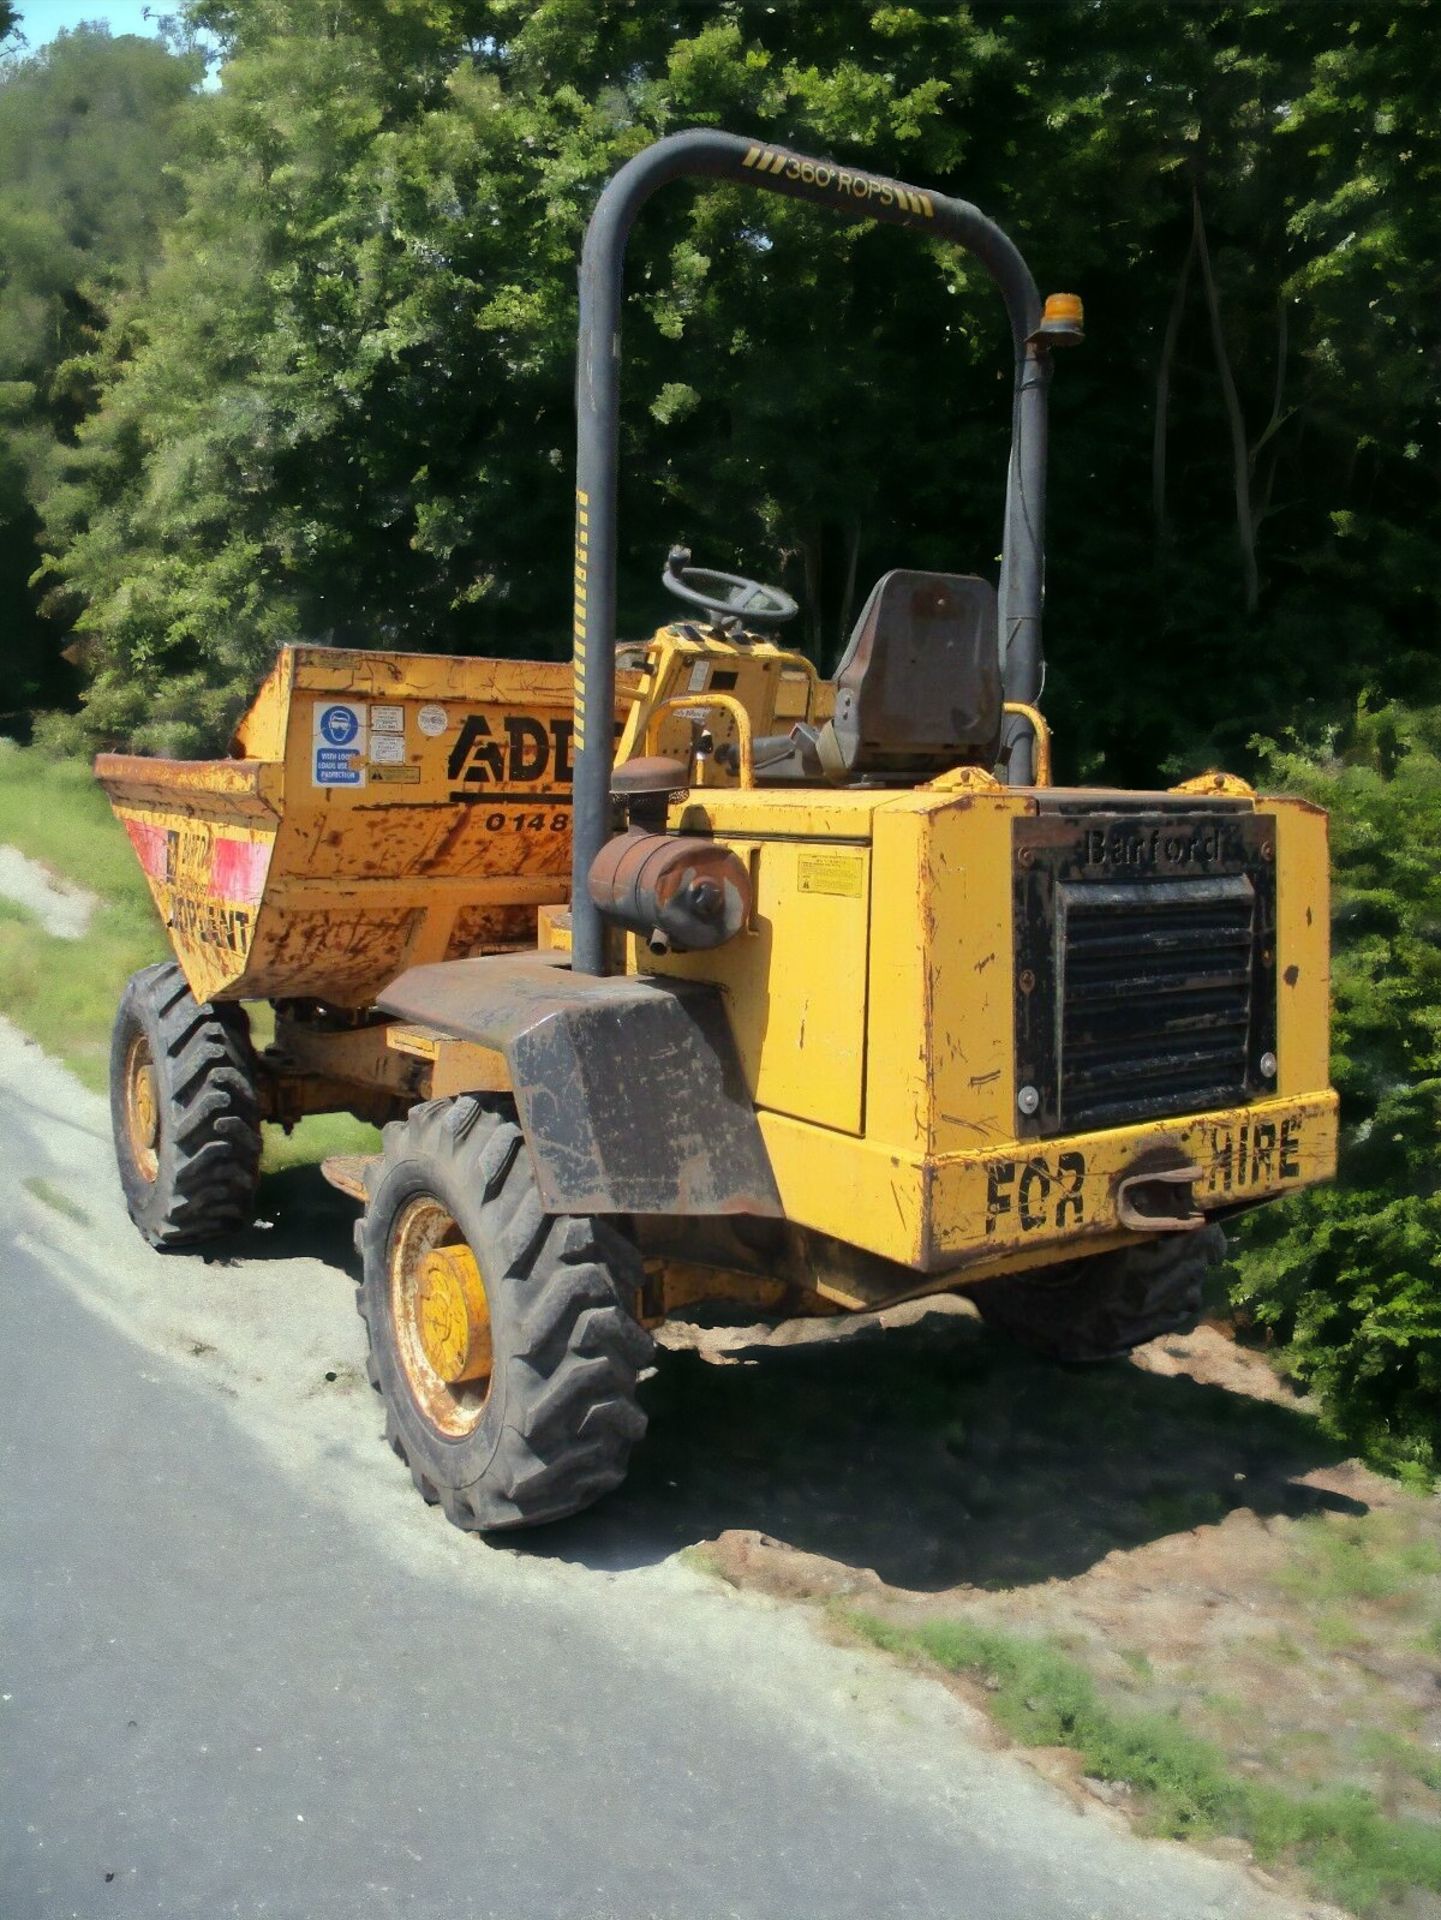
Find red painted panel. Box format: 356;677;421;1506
124;817;170;884
209;836;272;907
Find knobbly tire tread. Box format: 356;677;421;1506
109;962;263;1249
970;1224;1227;1363
357;1095;653;1532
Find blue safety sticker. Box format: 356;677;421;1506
312;700;367;787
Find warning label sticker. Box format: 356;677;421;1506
797;848;866;898
369;731;406;765
371;704;405;734
313;701;367;788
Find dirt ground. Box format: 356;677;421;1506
521;1288;1440;1910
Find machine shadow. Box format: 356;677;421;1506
217;1165;365;1275
515;1311;1364;1592
232;1169;1362;1594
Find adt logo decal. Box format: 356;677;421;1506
320;704;360;747
313;701;366;787
447;713;574;799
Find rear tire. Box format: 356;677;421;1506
109;962;263;1248
357;1095;653;1532
970;1225;1226;1362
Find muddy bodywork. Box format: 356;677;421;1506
378;951;781;1218
94;645;637;1008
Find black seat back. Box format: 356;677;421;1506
828;569;1002;777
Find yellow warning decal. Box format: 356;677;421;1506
740;145;933;218
573;484;590;752
797;849;866;898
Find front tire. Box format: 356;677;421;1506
970;1225;1226;1362
357;1096;653;1531
109;963;263;1248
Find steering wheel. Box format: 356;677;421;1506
662;546;798;628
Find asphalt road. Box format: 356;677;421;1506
0;1018;1306;1920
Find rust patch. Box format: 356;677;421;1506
97;646;636;1008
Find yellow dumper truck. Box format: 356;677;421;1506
99;131;1337;1531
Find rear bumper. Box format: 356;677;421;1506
757;1089;1338;1279
926;1088;1338;1272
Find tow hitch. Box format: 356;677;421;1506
1116;1162;1205;1233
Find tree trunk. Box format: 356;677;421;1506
1192;183;1260;613
1152;224;1198;550
802;533;823;658
836;521;860;661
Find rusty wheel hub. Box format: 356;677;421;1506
124;1031;161;1183
416;1244;493;1386
388;1196;492;1436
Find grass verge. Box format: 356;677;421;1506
843;1608;1441;1916
263;1111;381;1173
0;746;169;1088
0;744;376;1168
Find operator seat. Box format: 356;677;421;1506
752;569;1003;785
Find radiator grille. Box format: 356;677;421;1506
1056;876;1255;1130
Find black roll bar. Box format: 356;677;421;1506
571;128;1058;976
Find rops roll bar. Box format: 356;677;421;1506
570;128;1076;976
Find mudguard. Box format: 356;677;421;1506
378;952;782;1219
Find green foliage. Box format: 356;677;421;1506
18;0;1440;762
846;1607;1441;1914
1230;706;1441;1478
0;25;200;728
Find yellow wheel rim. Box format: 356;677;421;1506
124;1031;161;1184
388;1196;492;1437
